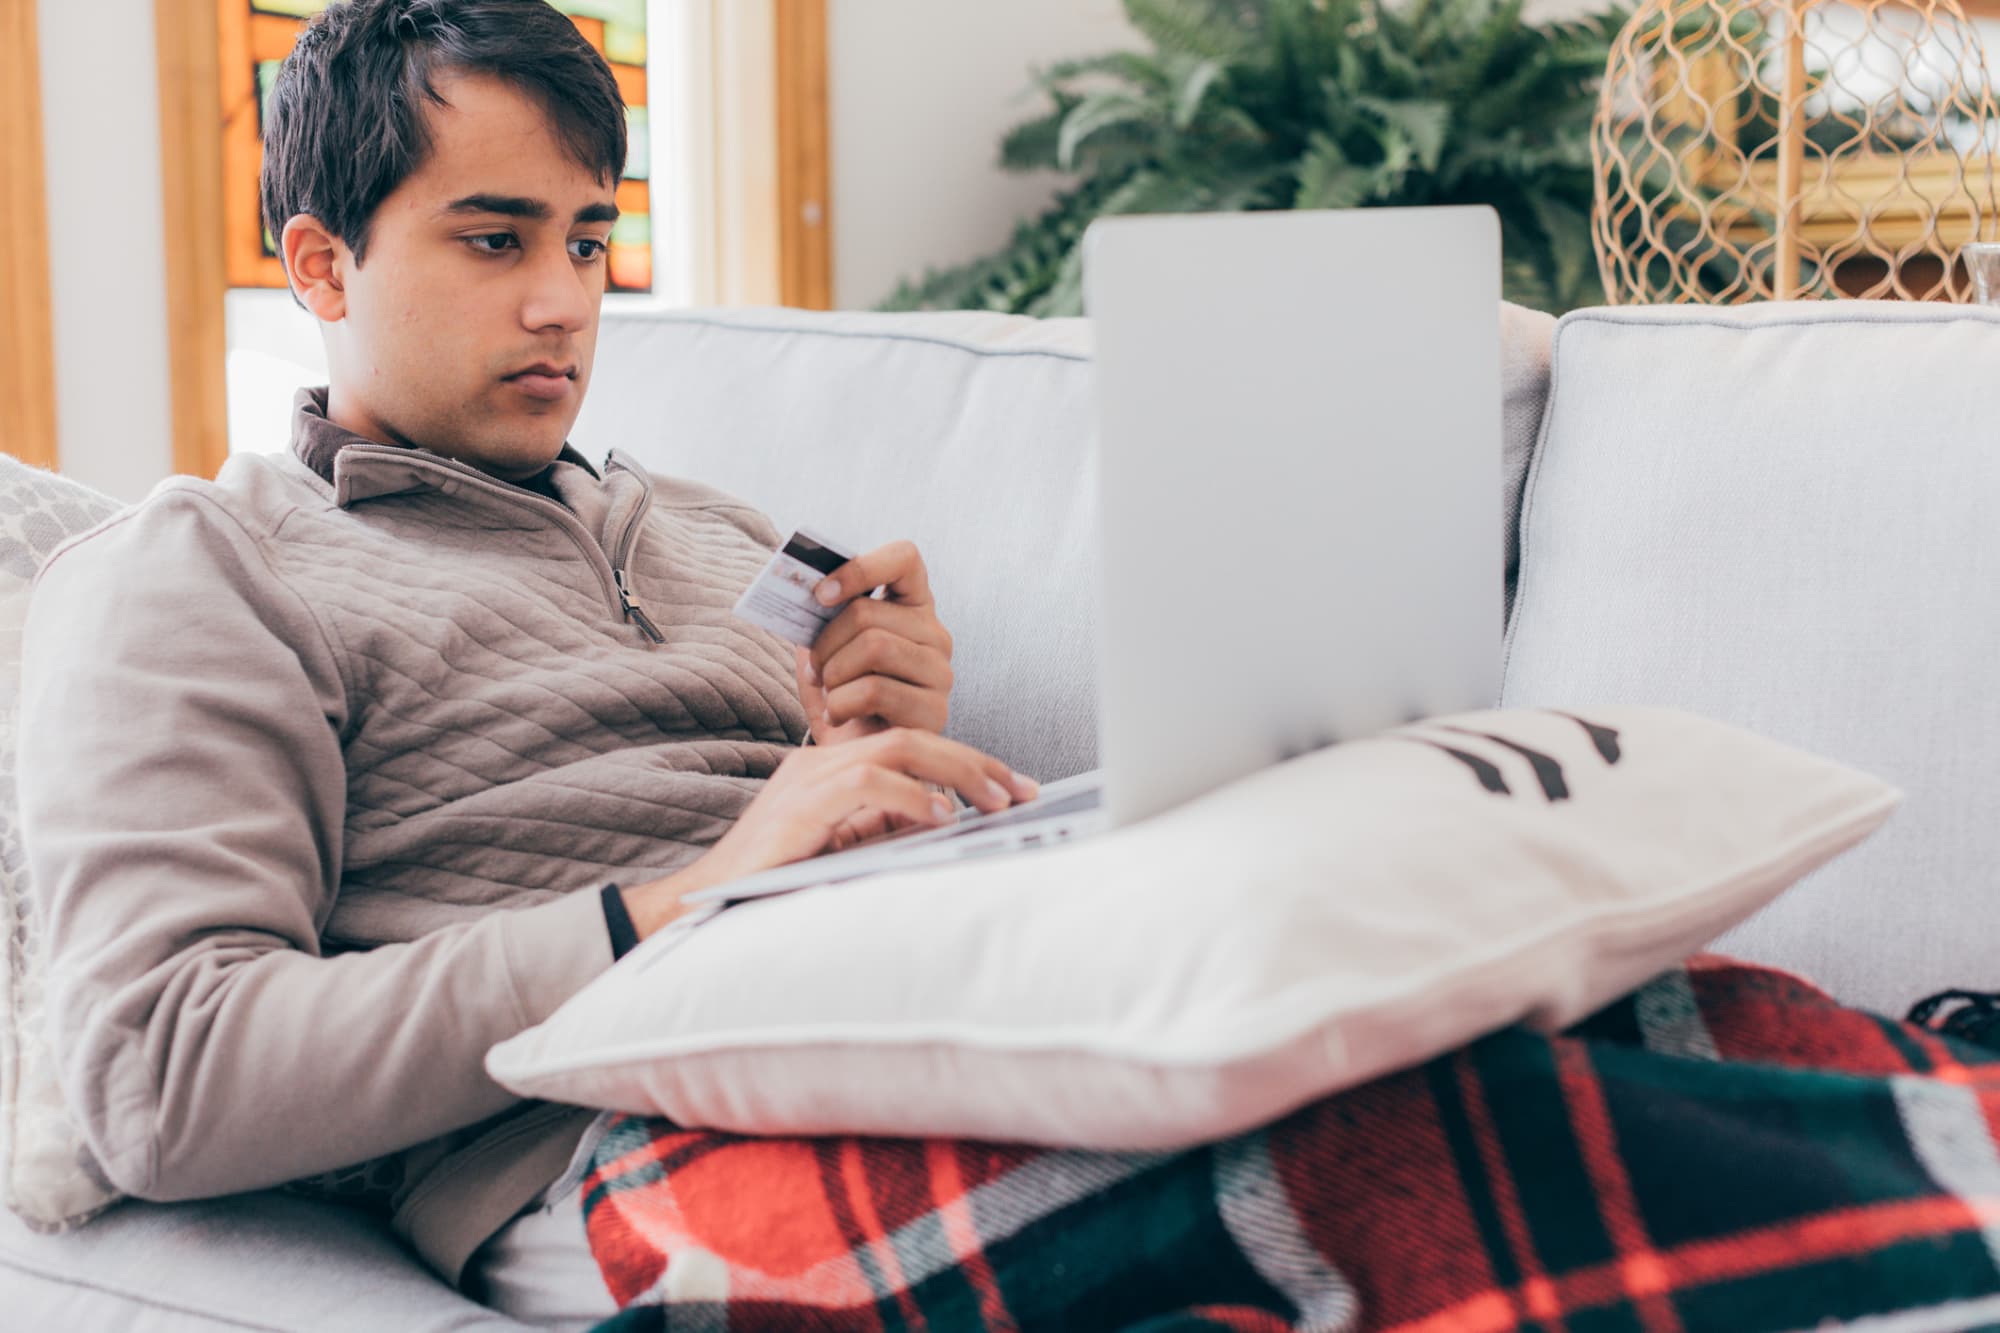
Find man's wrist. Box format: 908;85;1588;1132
618;879;685;943
618;857;728;943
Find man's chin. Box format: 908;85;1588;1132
472;444;569;482
439;427;571;482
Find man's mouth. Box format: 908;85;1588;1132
503;363;578;402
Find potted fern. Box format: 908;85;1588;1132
880;0;1628;316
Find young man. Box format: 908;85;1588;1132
18;0;1035;1322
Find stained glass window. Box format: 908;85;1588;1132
224;0;653;292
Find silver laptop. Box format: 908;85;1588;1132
685;205;1502;907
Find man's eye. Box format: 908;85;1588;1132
570;238;608;262
467;233;518;255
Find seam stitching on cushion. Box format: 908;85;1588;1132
622;312;1094;363
0;1249;287;1331
1560;307;2000;335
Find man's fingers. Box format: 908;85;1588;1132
812;539;931;610
819;764;953;832
823;676;947;736
828;808;898;852
846;727;1039;812
818;626;953;694
810;598;950;675
794;644;828;708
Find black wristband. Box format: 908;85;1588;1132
600;882;641;960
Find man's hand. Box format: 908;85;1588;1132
621;729;1039;939
793;540;953;745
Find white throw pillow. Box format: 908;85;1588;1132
488;706;1900;1149
0;458;123;1230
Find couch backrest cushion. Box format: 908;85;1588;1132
579;305;1556;782
1500;301;2000;1014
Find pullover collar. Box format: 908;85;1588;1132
289;387;600;505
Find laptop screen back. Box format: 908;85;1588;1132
1081;206;1503;826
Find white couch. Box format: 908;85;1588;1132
5;298;1995;1329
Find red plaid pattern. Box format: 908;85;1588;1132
581;958;2000;1332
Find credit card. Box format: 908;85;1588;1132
732;527;857;646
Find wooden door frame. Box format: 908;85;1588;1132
1;0;60;471
775;0;833;309
158;0;232;481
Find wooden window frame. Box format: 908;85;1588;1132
217;2;291;291
1;0;60;471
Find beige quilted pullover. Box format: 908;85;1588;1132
18;391;807;1279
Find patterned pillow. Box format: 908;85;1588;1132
0;456;123;1230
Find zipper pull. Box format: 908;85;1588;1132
613;568;665;644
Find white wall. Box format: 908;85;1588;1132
37;0;175;501
825;0;1141;311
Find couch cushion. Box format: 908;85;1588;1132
0;458;121;1230
579;304;1556;784
0;1191;529;1331
1500;301;2000;1014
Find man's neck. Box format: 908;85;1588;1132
290;387;591;494
322;389;542;482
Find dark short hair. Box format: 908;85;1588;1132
260;0;627;271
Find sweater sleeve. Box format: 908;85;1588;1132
18;488;613;1202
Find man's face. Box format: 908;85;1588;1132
305;72;618;481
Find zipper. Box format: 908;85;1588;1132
604;451;664;644
614;568;665;643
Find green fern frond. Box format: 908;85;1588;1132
1294;132;1374;208
1057;90;1161;171
1353;95;1451;172
1122;0;1263;62
1171;57;1229;129
1038;51;1176;92
997;98;1075;172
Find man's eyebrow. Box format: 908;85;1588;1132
439;195;619;226
443;193;552;221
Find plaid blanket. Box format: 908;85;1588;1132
580;959;2000;1332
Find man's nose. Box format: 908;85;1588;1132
520;245;594;334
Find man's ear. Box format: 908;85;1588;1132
282;214;348;322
